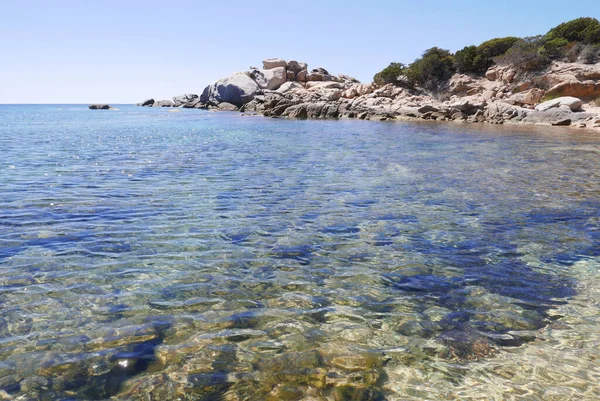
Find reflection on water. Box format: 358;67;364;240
0;105;599;400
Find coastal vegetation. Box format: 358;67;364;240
374;17;600;89
137;16;600;130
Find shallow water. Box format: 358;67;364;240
0;105;599;400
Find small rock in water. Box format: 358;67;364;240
89;104;113;110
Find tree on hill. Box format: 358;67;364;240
406;47;455;90
454;37;520;74
546;17;600;44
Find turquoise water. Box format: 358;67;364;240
1;105;599;400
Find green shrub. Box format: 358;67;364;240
407;47;455;90
373;62;408;85
494;39;548;71
539;37;569;58
454;45;478;73
585;25;600;44
546;17;600;44
454;37;520;74
477;37;521;59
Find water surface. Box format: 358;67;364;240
1;105;599;400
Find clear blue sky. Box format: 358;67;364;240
1;0;598;103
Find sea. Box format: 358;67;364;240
1;104;599;400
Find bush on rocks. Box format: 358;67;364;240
406;47;455;90
494;38;548;72
455;37;520;74
373;62;409;86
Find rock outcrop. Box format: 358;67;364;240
136;57;600;130
89;104;113;110
172;94;198;107
137;99;154;107
200;73;260;107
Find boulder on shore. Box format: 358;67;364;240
137;99;154;107
173;94;198;106
89;104;113;110
217;102;239;111
534;96;582;112
153;100;175;107
201;73;260;107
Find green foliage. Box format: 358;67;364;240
373;62;408;85
454;37;520;74
407;47;455;90
493;39;548;71
546;17;600;44
477;37;521;59
454;45;480;73
372;17;600;89
539;37;569;58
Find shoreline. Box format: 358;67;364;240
133;57;600;133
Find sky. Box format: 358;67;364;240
1;0;598;104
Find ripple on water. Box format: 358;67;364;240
0;106;599;399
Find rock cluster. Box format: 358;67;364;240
137;58;600;130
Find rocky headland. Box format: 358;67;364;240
137;58;600;130
138;17;600;131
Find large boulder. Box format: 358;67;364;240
338;74;360;83
507;88;545;106
306;81;344;90
287;60;308;74
137;98;154;107
277;82;304;94
306;72;333;82
296;69;308;82
247;67;287;90
523;107;593;125
181;98;202;108
263;58;287;70
484;101;529;122
312;67;329;75
200;73;260;107
534;96;582;112
448;74;476;94
485;66;516;83
172;94;198;106
217;102;239;111
153;100;175;107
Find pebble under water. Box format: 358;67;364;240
1;105;599;400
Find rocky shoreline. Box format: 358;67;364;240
137;57;600;131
